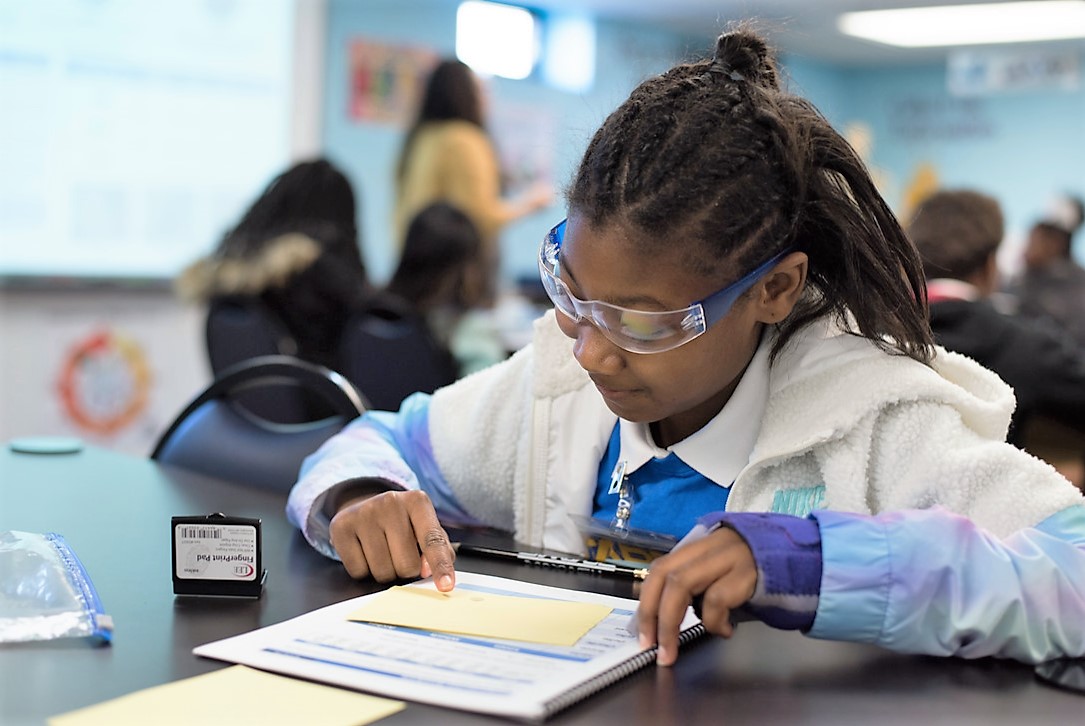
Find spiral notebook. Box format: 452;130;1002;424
193;571;704;723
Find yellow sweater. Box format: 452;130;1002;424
394;120;513;250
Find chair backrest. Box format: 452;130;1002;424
205;297;328;423
206;297;298;372
151;355;367;492
336;297;458;411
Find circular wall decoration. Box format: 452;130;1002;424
57;329;152;436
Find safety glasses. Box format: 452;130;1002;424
538;219;791;354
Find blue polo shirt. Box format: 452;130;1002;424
590;334;771;541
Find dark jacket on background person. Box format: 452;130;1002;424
177;231;372;370
929;293;1085;447
1012;258;1085;349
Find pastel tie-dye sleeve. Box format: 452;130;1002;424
809;504;1085;662
286;392;481;559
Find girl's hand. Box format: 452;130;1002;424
635;527;757;666
328;489;456;591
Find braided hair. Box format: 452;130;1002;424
568;25;934;363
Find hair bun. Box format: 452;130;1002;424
712;29;778;89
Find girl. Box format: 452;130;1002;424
288;28;1085;666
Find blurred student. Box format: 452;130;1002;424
177;158;372;370
288;27;1085;666
394;59;552;304
385;202;506;376
907;189;1085;470
1010;194;1085;348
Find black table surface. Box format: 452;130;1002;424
2;444;1082;725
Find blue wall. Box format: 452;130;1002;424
840;63;1085;250
325;1;1085;282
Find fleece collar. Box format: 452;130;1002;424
530;311;1015;471
754;317;1015;462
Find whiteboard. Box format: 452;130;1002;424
0;0;296;281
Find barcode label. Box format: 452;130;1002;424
179;527;221;539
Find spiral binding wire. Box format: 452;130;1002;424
540;622;707;719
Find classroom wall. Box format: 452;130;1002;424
0;0;710;454
0;0;326;455
0;286;207;455
5;1;1085;455
837;62;1085;268
328;3;1085;284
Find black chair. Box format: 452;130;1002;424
205;297;329;423
206;297;298;372
151;355;367;492
336;297;458;411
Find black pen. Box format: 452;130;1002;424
455;543;649;580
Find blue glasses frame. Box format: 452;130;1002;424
539;218;793;354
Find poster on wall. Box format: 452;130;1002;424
57;329;153;438
349;40;437;125
0;292;206;457
490;101;557;196
948;50;1080;97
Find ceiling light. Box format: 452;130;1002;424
839;1;1085;47
456;1;538;80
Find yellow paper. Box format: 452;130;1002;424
347;585;613;646
48;665;405;726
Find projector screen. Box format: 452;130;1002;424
0;0;296;281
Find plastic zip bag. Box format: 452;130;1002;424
0;530;113;644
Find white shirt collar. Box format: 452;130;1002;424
616;332;771;488
926;278;980;302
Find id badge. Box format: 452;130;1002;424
570;513;677;568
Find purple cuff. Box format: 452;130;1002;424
697;511;823;631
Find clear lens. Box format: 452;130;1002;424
536;218;792;355
538;256;704;354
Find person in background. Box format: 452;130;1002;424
907;189;1085;485
385;202;506;376
177;158;372;370
1009;194;1085;348
288;26;1085;666
394;58;552;305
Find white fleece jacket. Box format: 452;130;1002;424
427;311;1081;551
